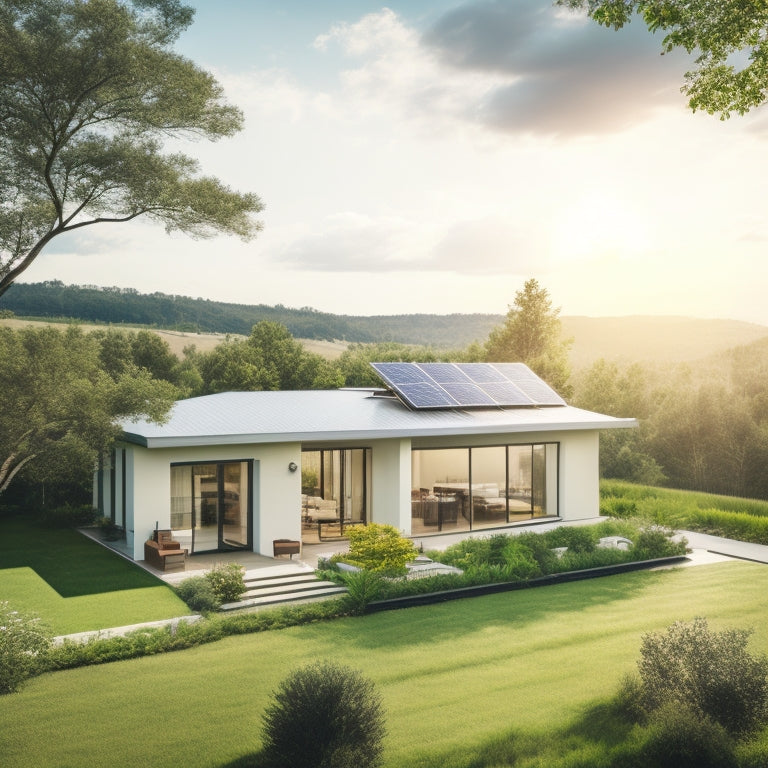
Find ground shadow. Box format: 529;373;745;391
0;516;165;597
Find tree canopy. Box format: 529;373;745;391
0;0;263;297
484;278;573;397
0;324;176;497
558;0;768;118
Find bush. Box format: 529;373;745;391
639;703;736;768
37;503;97;528
205;562;246;602
637;617;768;736
261;660;385;768
343;523;417;575
633;526;685;559
341;570;385;614
0;602;52;694
176;576;221;613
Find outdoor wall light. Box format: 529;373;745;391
288;461;298;472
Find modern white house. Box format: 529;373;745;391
94;363;636;562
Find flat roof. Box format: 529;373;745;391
121;389;637;449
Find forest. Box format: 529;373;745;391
2;279;768;506
0;281;500;347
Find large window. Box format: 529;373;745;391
411;443;557;534
170;460;251;554
301;448;371;543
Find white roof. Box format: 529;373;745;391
122;389;637;448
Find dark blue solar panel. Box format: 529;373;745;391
371;362;432;385
440;382;497;406
370;361;565;409
424;363;472;383
396;382;458;408
480;381;534;405
459;363;507;382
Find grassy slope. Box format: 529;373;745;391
1;561;767;767
0;518;188;634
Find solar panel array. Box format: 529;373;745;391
370;362;566;410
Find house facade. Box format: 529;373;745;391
95;366;636;562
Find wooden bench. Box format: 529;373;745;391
144;531;186;572
273;539;301;558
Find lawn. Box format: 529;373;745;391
1;559;767;767
0;516;189;635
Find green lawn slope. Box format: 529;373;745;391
1;560;767;767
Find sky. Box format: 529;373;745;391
27;1;768;324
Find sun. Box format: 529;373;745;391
551;193;652;263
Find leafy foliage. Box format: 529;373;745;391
261;661;386;768
0;0;262;295
558;0;768;119
639;702;737;768
175;576;221;613
340;570;385;614
484;278;573;396
0;601;52;694
342;523;417;575
204;562;246;603
637;617;768;736
0;324;176;498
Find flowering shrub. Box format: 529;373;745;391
0;601;52;694
204;562;246;602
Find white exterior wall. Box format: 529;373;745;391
557;430;600;521
370;438;411;533
116;427;602;561
124;441;303;560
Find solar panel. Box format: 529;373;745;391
370;362;566;410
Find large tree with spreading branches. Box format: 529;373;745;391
0;0;263;298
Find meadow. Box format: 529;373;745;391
2;560;767;767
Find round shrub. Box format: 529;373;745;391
0;601;52;694
639;703;736;768
637;617;768;736
261;660;386;768
205;562;246;602
344;523;416;575
175;576;221;613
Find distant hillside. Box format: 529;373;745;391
0;281;499;347
3;281;767;366
563;316;768;367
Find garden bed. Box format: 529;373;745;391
364;555;689;612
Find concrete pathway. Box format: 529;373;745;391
675;530;768;564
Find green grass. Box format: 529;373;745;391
0;516;189;635
1;560;767;767
600;480;768;544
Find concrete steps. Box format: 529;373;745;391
220;569;347;610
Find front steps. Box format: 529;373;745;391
220;568;347;611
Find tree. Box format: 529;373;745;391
197;321;344;394
261;661;386;768
0;324;176;497
484;278;573;397
558;0;768;118
0;0;263;298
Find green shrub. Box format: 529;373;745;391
637;617;768;736
543;526;597;553
639;703;736;768
0;602;52;694
205;562;246;602
176;576;221;612
37;503;97;528
634;526;686;559
341;570;385;614
261;661;385;768
343;523;417;575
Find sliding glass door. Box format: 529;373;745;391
171;460;252;554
